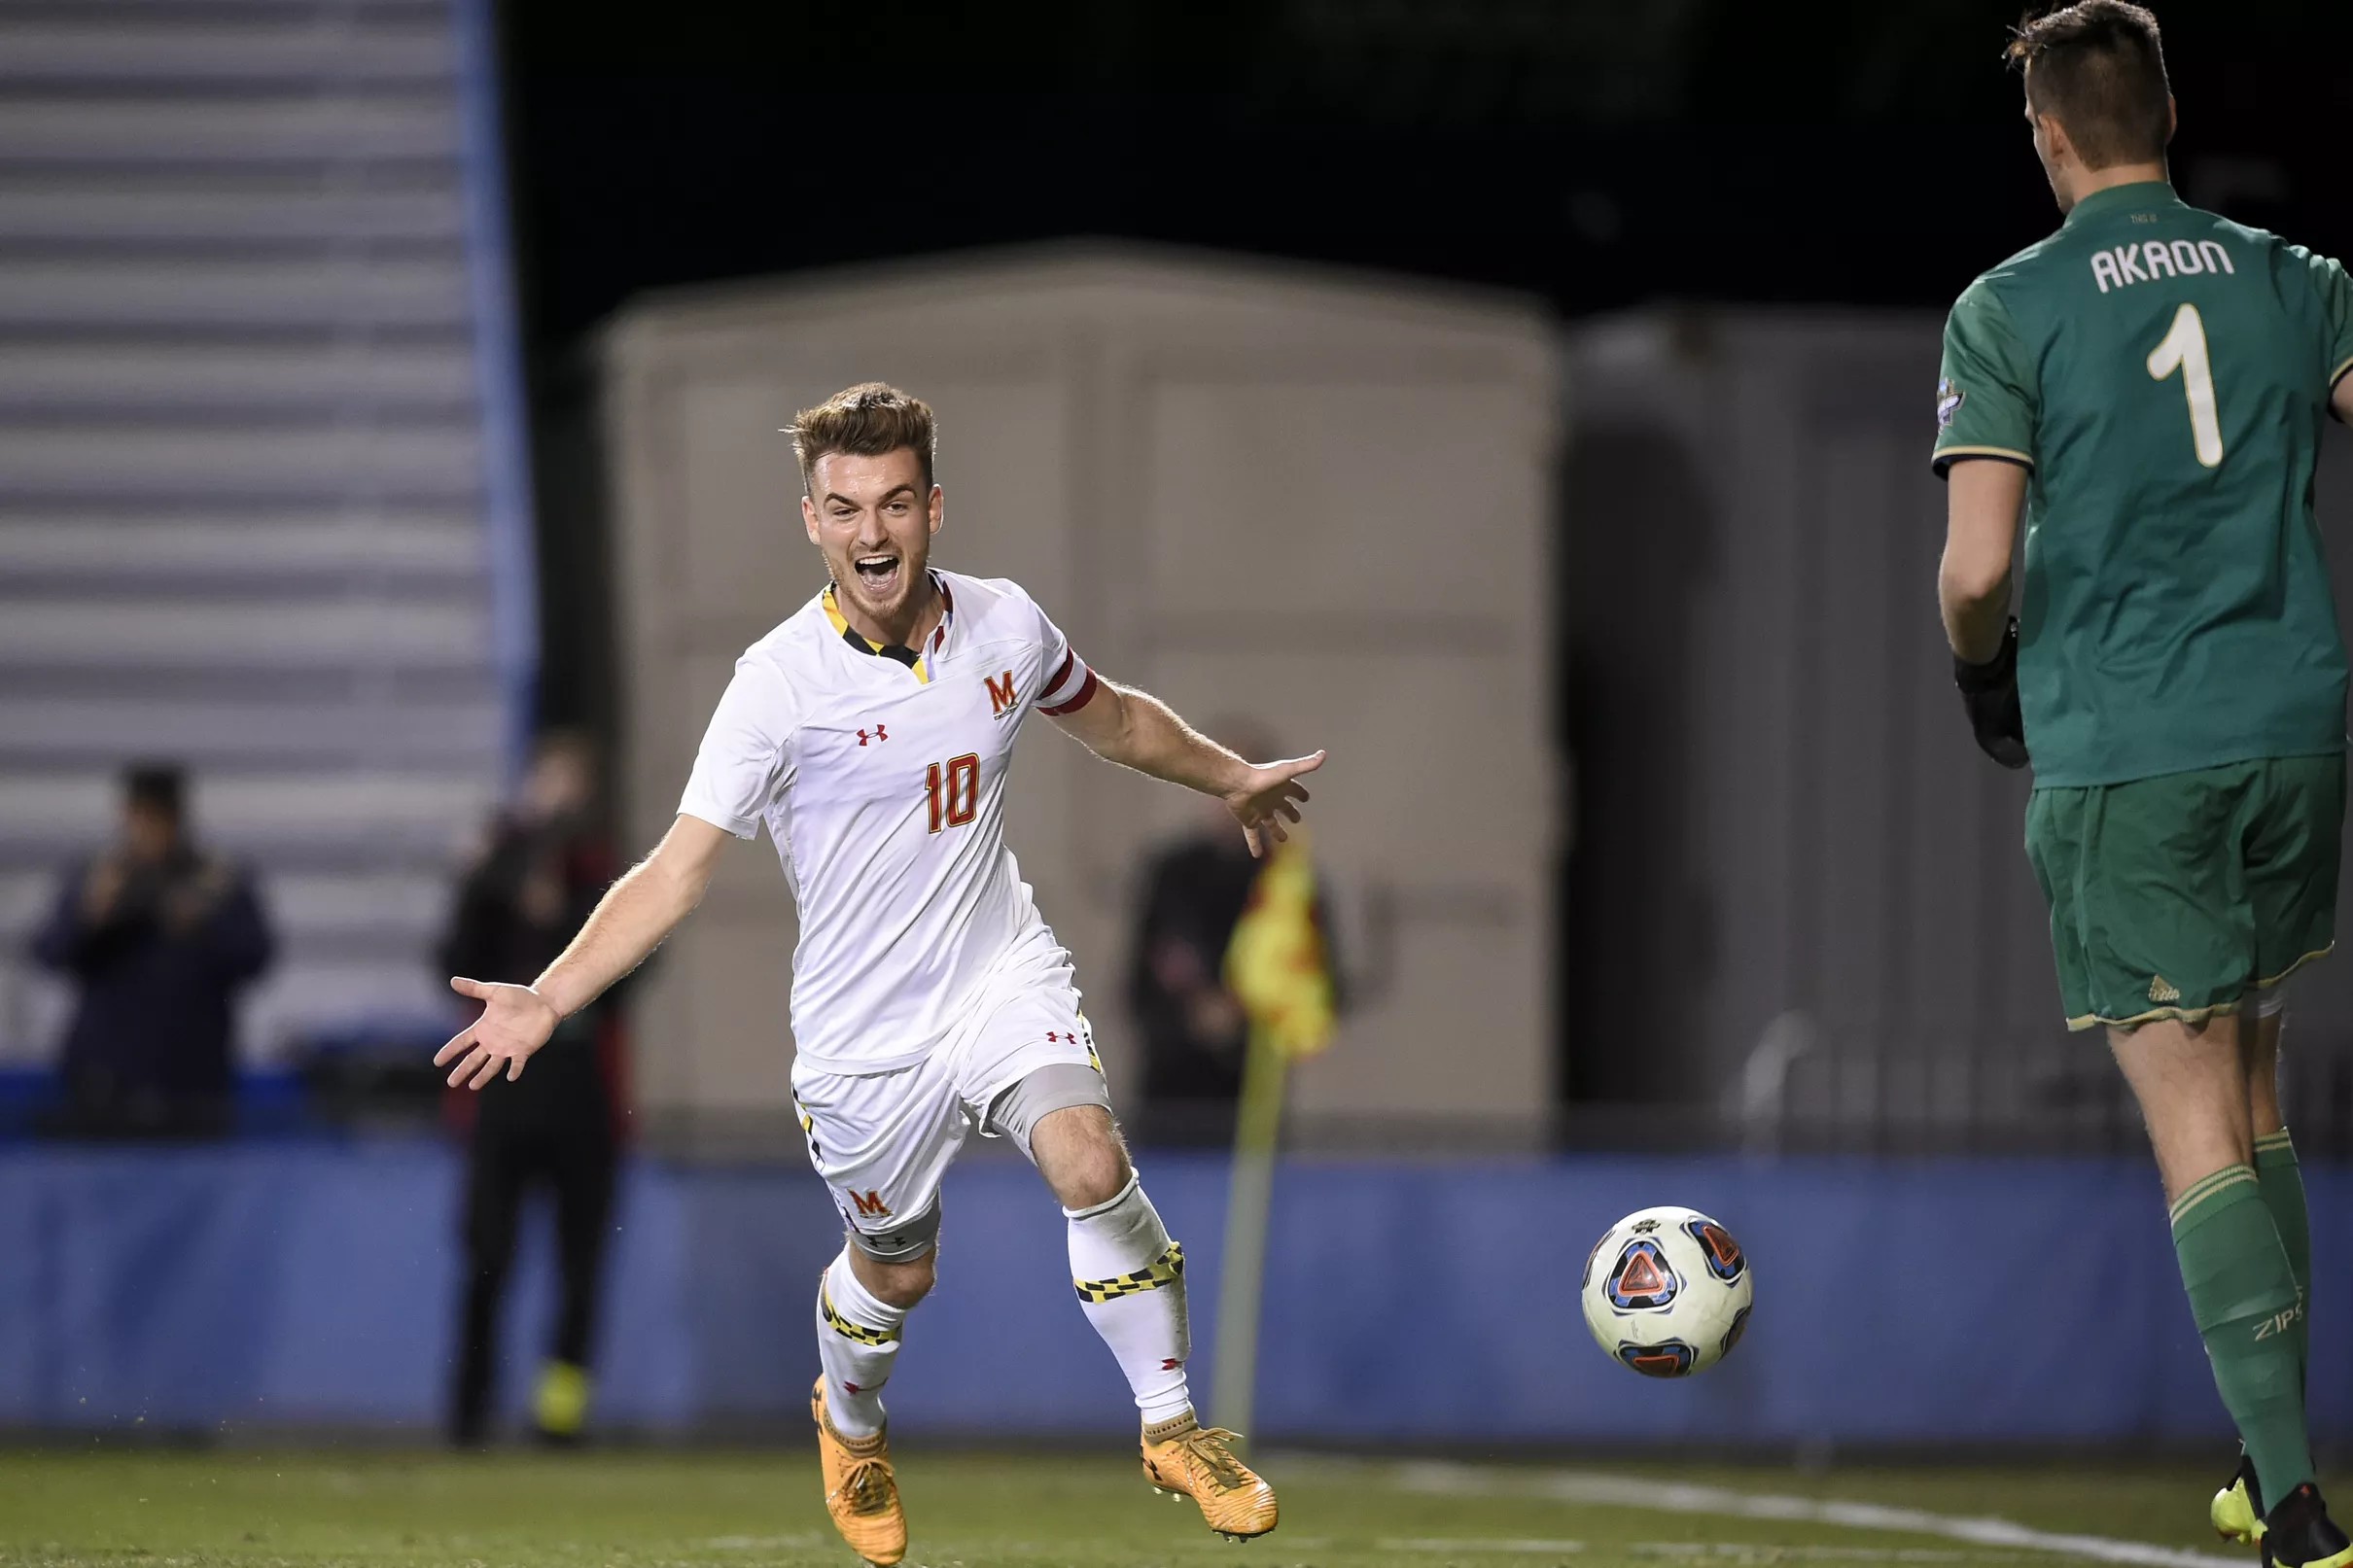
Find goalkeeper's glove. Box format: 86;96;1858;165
1953;617;2028;769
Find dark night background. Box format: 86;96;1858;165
496;0;2352;355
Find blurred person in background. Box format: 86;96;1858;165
28;763;273;1137
1126;720;1344;1146
439;731;624;1447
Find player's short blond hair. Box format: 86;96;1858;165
788;383;936;496
2007;1;2170;170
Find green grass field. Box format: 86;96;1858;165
0;1448;2266;1568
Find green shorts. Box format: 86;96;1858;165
2025;752;2344;1031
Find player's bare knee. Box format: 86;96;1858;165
1034;1104;1132;1210
872;1256;934;1309
854;1246;936;1309
1055;1150;1131;1212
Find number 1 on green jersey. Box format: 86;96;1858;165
2146;301;2225;468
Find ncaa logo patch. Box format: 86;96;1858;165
1936;377;1965;431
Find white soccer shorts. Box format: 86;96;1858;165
790;968;1108;1260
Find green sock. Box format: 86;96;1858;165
2255;1129;2311;1396
2172;1165;2313;1505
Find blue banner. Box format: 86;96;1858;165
0;1144;2335;1445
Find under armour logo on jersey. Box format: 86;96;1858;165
858;724;890;747
986;670;1019;718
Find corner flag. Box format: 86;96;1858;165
1209;835;1336;1445
1223;835;1337;1062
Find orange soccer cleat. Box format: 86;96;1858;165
1141;1412;1279;1541
811;1378;906;1566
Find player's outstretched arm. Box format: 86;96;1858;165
1049;680;1324;857
434;813;730;1089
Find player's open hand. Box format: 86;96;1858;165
1223;750;1325;857
435;977;561;1089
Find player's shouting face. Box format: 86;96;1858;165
802;445;944;638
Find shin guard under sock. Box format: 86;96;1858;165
2172;1166;2314;1505
2255;1129;2311;1394
815;1248;905;1441
1067;1172;1192;1425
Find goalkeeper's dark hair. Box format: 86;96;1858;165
2007;2;2170;169
789;382;936;494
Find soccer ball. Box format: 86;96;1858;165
1580;1205;1753;1378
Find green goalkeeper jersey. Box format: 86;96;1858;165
1932;180;2353;787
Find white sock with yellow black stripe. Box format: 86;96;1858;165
1067;1172;1193;1425
816;1248;904;1441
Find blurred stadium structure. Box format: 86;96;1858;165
1566;315;2353;1158
0;0;534;1080
2;0;2353;1474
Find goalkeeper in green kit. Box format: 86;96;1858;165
1934;3;2353;1560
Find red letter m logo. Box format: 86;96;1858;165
986;671;1018;716
849;1190;894;1219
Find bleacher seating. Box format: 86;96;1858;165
0;0;528;1066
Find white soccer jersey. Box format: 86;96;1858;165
679;571;1100;1074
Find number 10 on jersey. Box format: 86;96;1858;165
927;753;980;832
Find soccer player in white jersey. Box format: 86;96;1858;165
434;383;1322;1563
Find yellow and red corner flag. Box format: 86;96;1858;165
1211;833;1336;1444
1221;834;1337;1061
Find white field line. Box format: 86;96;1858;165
1380;1539;2047;1562
1284;1459;2241;1568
